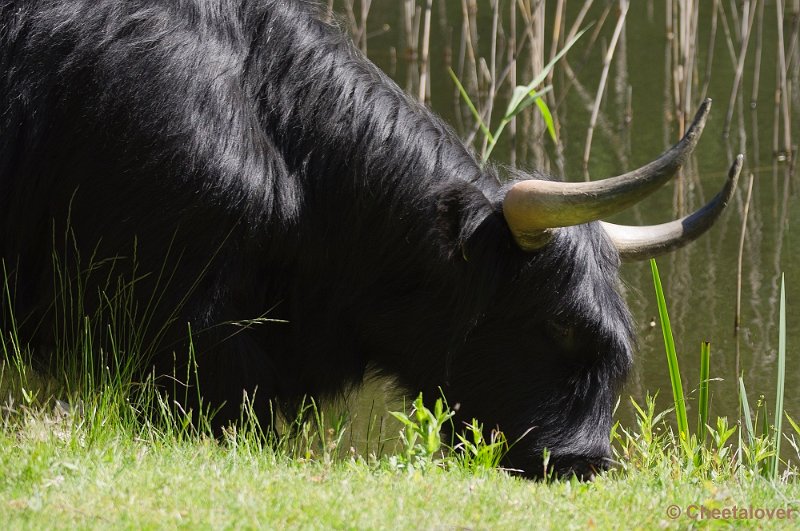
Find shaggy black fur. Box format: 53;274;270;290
0;0;634;478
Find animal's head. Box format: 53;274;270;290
429;100;741;479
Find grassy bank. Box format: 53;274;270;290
2;369;800;529
2;411;799;529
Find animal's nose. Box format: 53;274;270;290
550;449;612;481
556;457;608;481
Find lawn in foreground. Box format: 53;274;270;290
2;416;799;530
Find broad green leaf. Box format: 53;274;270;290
503;86;552;120
504;25;589;117
534;96;557;143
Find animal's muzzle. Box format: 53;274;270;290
547;453;613;481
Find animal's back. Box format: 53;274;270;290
0;0;324;425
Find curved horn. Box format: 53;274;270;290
503;99;713;250
601;155;743;262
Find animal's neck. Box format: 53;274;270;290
247;3;508;353
252;2;493;222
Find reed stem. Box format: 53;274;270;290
418;0;433;102
735;174;755;335
583;0;629;171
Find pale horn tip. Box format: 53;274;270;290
601;154;744;261
682;98;713;144
729;154;744;181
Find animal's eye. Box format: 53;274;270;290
544;319;579;353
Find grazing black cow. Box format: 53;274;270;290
0;0;740;478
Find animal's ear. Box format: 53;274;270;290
433;182;495;258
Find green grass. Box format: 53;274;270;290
2;410;800;529
2;360;799;528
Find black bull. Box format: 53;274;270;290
0;1;741;478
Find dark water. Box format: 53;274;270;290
332;1;800;431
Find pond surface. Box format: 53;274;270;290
332;1;800;430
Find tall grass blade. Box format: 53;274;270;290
650;259;689;439
739;377;755;446
697;341;710;444
447;68;492;143
772;274;786;480
786;412;800;439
